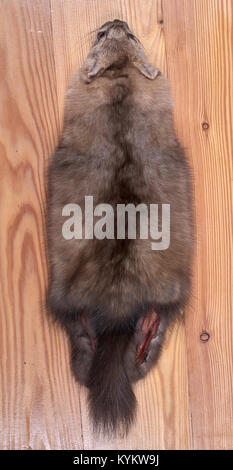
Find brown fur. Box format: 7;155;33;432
47;19;193;435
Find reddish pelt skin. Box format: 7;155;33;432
47;20;193;435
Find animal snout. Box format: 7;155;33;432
108;19;129;38
112;19;129;28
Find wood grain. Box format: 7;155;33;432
0;0;83;450
0;0;232;450
163;0;233;450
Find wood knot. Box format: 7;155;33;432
202;121;209;130
200;331;210;342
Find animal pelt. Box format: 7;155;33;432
47;19;193;435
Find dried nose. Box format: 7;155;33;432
112;19;130;32
109;24;126;38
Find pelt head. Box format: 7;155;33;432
80;19;159;83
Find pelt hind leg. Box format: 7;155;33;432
125;304;180;383
64;312;96;386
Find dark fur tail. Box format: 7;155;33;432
87;330;136;435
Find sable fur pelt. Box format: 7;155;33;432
46;19;193;435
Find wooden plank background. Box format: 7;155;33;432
0;0;232;450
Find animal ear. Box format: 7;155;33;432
133;57;160;80
80;55;106;83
